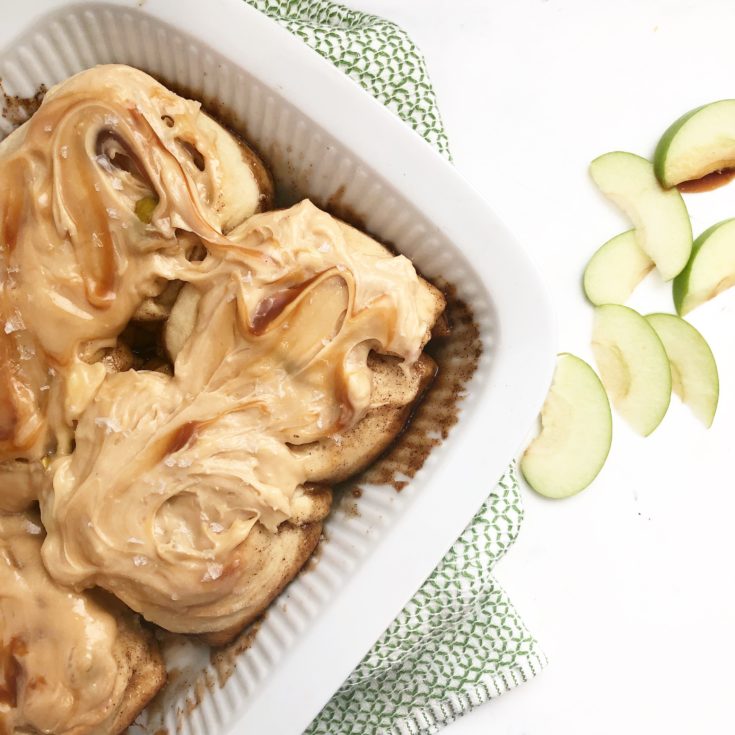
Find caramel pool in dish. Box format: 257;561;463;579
0;65;445;732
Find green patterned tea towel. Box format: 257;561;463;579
244;2;548;732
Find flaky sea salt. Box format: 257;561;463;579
318;241;331;253
4;312;25;334
25;520;42;535
127;536;144;545
209;522;224;534
60;145;69;159
94;416;122;434
163;456;192;468
133;555;149;567
95;154;113;173
201;563;223;582
18;342;35;361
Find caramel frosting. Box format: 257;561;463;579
40;201;437;632
0;64;438;633
0;511;125;735
0;64;265;486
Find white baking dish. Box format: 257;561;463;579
0;1;556;732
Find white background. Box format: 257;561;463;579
343;1;735;732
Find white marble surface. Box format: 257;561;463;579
342;1;735;732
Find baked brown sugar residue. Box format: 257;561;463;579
341;498;360;518
209;618;263;688
0;82;46;126
324;185;369;234
208;530;327;690
354;281;481;491
180;669;216;725
302;531;328;574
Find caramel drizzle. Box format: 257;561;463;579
0;637;27;708
0;159;26;253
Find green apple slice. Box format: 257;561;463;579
673;218;735;315
654;100;735;187
583;230;654;305
591;304;671;436
521;353;612;499
645;313;719;427
589;152;692;280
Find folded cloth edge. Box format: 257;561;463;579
242;2;547;733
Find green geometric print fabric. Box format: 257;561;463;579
246;0;450;158
307;473;547;735
244;2;548;732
